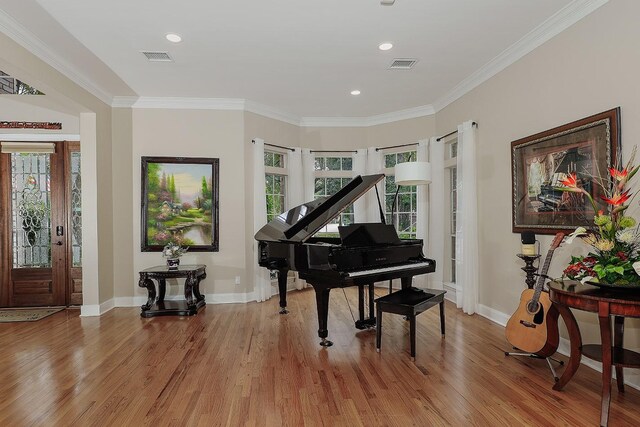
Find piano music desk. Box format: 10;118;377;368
375;288;446;359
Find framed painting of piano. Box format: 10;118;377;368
141;156;219;252
511;108;620;234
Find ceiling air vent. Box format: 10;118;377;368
389;59;418;70
141;51;173;62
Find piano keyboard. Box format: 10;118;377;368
345;261;433;278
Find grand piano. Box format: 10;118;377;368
255;174;436;346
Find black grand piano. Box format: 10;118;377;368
255;174;435;346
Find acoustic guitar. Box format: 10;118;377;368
505;232;564;357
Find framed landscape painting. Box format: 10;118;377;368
141;156;219;252
511;108;620;235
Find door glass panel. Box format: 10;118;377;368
70;152;82;267
11;153;51;268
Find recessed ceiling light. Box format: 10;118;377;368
166;33;182;43
378;42;393;51
351;90;361;96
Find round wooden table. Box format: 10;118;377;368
548;280;640;427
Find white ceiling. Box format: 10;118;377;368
0;0;600;119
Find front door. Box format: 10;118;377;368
0;141;81;307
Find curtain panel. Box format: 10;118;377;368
252;138;273;302
455;121;479;315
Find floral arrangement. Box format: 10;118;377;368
162;242;188;260
558;149;640;285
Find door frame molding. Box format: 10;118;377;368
0;137;80;307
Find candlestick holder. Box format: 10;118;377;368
517;253;541;289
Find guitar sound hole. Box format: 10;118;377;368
526;301;540;315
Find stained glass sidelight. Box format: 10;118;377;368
71;152;82;267
11;153;52;268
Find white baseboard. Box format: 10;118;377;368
80;298;115;317
443;283;458;304
476;304;640;391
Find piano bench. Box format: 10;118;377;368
375;288;446;359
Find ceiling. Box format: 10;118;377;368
0;0;596;119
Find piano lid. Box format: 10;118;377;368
255;174;384;243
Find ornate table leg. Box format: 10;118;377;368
185;272;196;309
193;272;206;304
598;302;612;427
138;273;156;311
614;316;625;393
158;278;166;302
553;303;582;391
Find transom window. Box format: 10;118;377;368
314;156;352;172
264;151;287;223
314;156;353;235
383;150;418;239
0;70;44;95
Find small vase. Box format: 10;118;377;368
166;258;180;269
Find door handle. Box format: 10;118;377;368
56;226;64;236
55;241;63;246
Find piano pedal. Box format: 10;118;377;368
355;318;377;330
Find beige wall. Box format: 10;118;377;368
112;108;134;300
1;0;637;367
300;116;435;151
435;0;640;378
131;109;248;299
0;97;79;134
0;30;114;310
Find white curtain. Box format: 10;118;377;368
296;148;315;289
414;140;429;288
352;148;368;223
365;147;384;223
428;136;445;290
302;149;315;202
455;121;479;314
252;138;272;302
287;148;304;208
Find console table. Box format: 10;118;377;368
138;264;207;318
548;280;640;427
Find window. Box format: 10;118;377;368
264;151;287;222
383;150;418;239
0;70;44;95
314;156;353;235
445;140;457;284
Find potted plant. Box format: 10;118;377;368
558;149;640;286
162;242;188;269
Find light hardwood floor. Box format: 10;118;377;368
1;287;639;426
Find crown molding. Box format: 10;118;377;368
130;97;246;110
432;0;609;112
111;96;138;108
244;100;301;126
300;104;436;127
0;9;114;106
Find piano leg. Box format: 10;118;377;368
315;287;333;347
277;268;289;314
355;283;377;330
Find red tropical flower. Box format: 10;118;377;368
601;190;631;206
559;172;578;188
609;168;629;182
